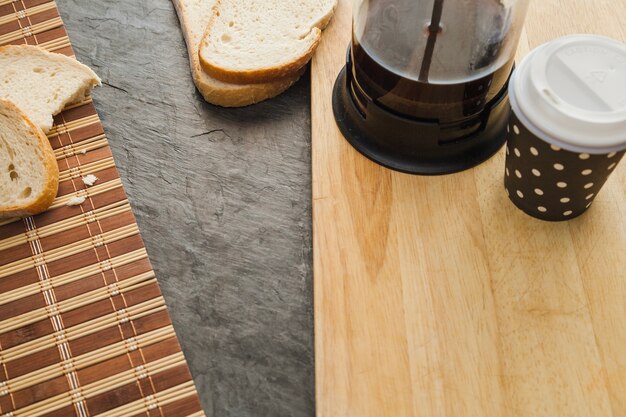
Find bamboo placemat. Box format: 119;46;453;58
0;1;205;416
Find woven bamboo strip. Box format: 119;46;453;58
8;355;184;416
0;271;158;334
0;283;162;362
63;299;164;340
56;275;151;313
58;157;115;182
52;133;106;153
0;0;31;7
0;217;18;227
46;223;137;261
39;223;137;264
54;135;108;160
49;177;122;209
50;248;147;287
83;352;184;396
2;325;175;394
0;247;145;308
0;233;26;253
36;35;70;52
0;222;137;280
36;200;130;238
0;220;135;282
94;381;198;417
188;412;207;417
72;325;174;370
0;233;25;253
31;200;129;240
47;114;100;136
10;352;186;417
0;2;57;25
0;272;154;334
105;384;199;417
0;16;63;44
0;200;131;261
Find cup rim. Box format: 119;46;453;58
510;35;626;154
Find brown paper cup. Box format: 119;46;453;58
504;112;624;221
505;35;626;221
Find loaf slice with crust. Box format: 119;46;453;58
0;100;59;218
0;45;100;133
173;0;304;107
199;0;336;84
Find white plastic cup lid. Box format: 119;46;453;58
510;34;626;153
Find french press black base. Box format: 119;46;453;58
332;50;513;176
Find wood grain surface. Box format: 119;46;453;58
312;1;626;416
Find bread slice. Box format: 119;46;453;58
0;45;101;133
0;100;59;218
199;0;336;84
173;0;304;107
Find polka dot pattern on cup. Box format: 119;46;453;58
504;111;625;221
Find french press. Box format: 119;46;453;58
333;0;530;174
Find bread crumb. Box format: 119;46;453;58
66;196;86;206
79;149;87;155
82;174;98;186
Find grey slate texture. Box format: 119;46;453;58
57;1;314;416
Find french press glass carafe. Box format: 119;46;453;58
333;0;530;174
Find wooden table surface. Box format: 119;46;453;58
312;1;626;416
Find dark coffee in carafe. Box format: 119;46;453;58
350;0;519;122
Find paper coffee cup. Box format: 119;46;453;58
505;35;626;221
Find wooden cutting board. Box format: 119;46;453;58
311;1;626;416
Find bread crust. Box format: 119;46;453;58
0;45;101;133
172;0;303;106
198;0;335;85
200;28;321;85
0;100;59;218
